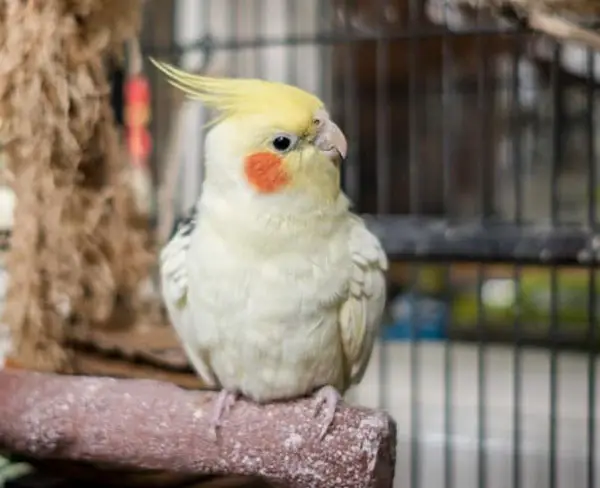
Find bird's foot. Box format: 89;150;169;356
208;389;238;441
311;385;342;440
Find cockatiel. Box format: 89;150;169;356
154;59;388;440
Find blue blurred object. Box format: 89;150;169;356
381;292;448;341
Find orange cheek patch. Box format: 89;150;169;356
244;152;289;193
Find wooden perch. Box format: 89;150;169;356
0;370;396;488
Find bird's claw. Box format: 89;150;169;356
311;385;341;440
208;389;238;441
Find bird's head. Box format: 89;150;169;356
151;60;347;209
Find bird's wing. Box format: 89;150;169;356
160;206;218;387
339;215;388;387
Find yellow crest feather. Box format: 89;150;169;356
149;58;324;133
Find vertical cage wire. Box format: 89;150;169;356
317;1;333;109
376;0;392;416
406;0;422;487
408;0;420;219
585;46;597;488
143;1;179;225
548;40;562;488
475;10;488;488
145;7;161;219
404;0;420;485
341;0;361;204
440;3;454;488
228;0;236;76
475;260;486;488
285;0;297;86
252;0;263;78
476;15;491;224
174;0;200;213
198;0;211;192
510;29;524;488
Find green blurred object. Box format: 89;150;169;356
0;455;33;487
452;268;600;338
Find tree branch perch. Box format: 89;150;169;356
0;370;396;488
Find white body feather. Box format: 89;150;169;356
160;123;388;403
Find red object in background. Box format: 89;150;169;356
125;74;152;162
125;75;151;105
127;129;152;161
124;104;150;128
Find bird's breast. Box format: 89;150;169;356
185;218;352;401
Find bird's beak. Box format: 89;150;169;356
316;119;348;166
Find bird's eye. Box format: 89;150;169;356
271;134;297;153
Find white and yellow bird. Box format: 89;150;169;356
154;59;388;439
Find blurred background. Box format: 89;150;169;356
2;1;595;487
130;1;600;488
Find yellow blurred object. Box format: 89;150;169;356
416;265;446;293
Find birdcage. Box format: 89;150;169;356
136;1;599;488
